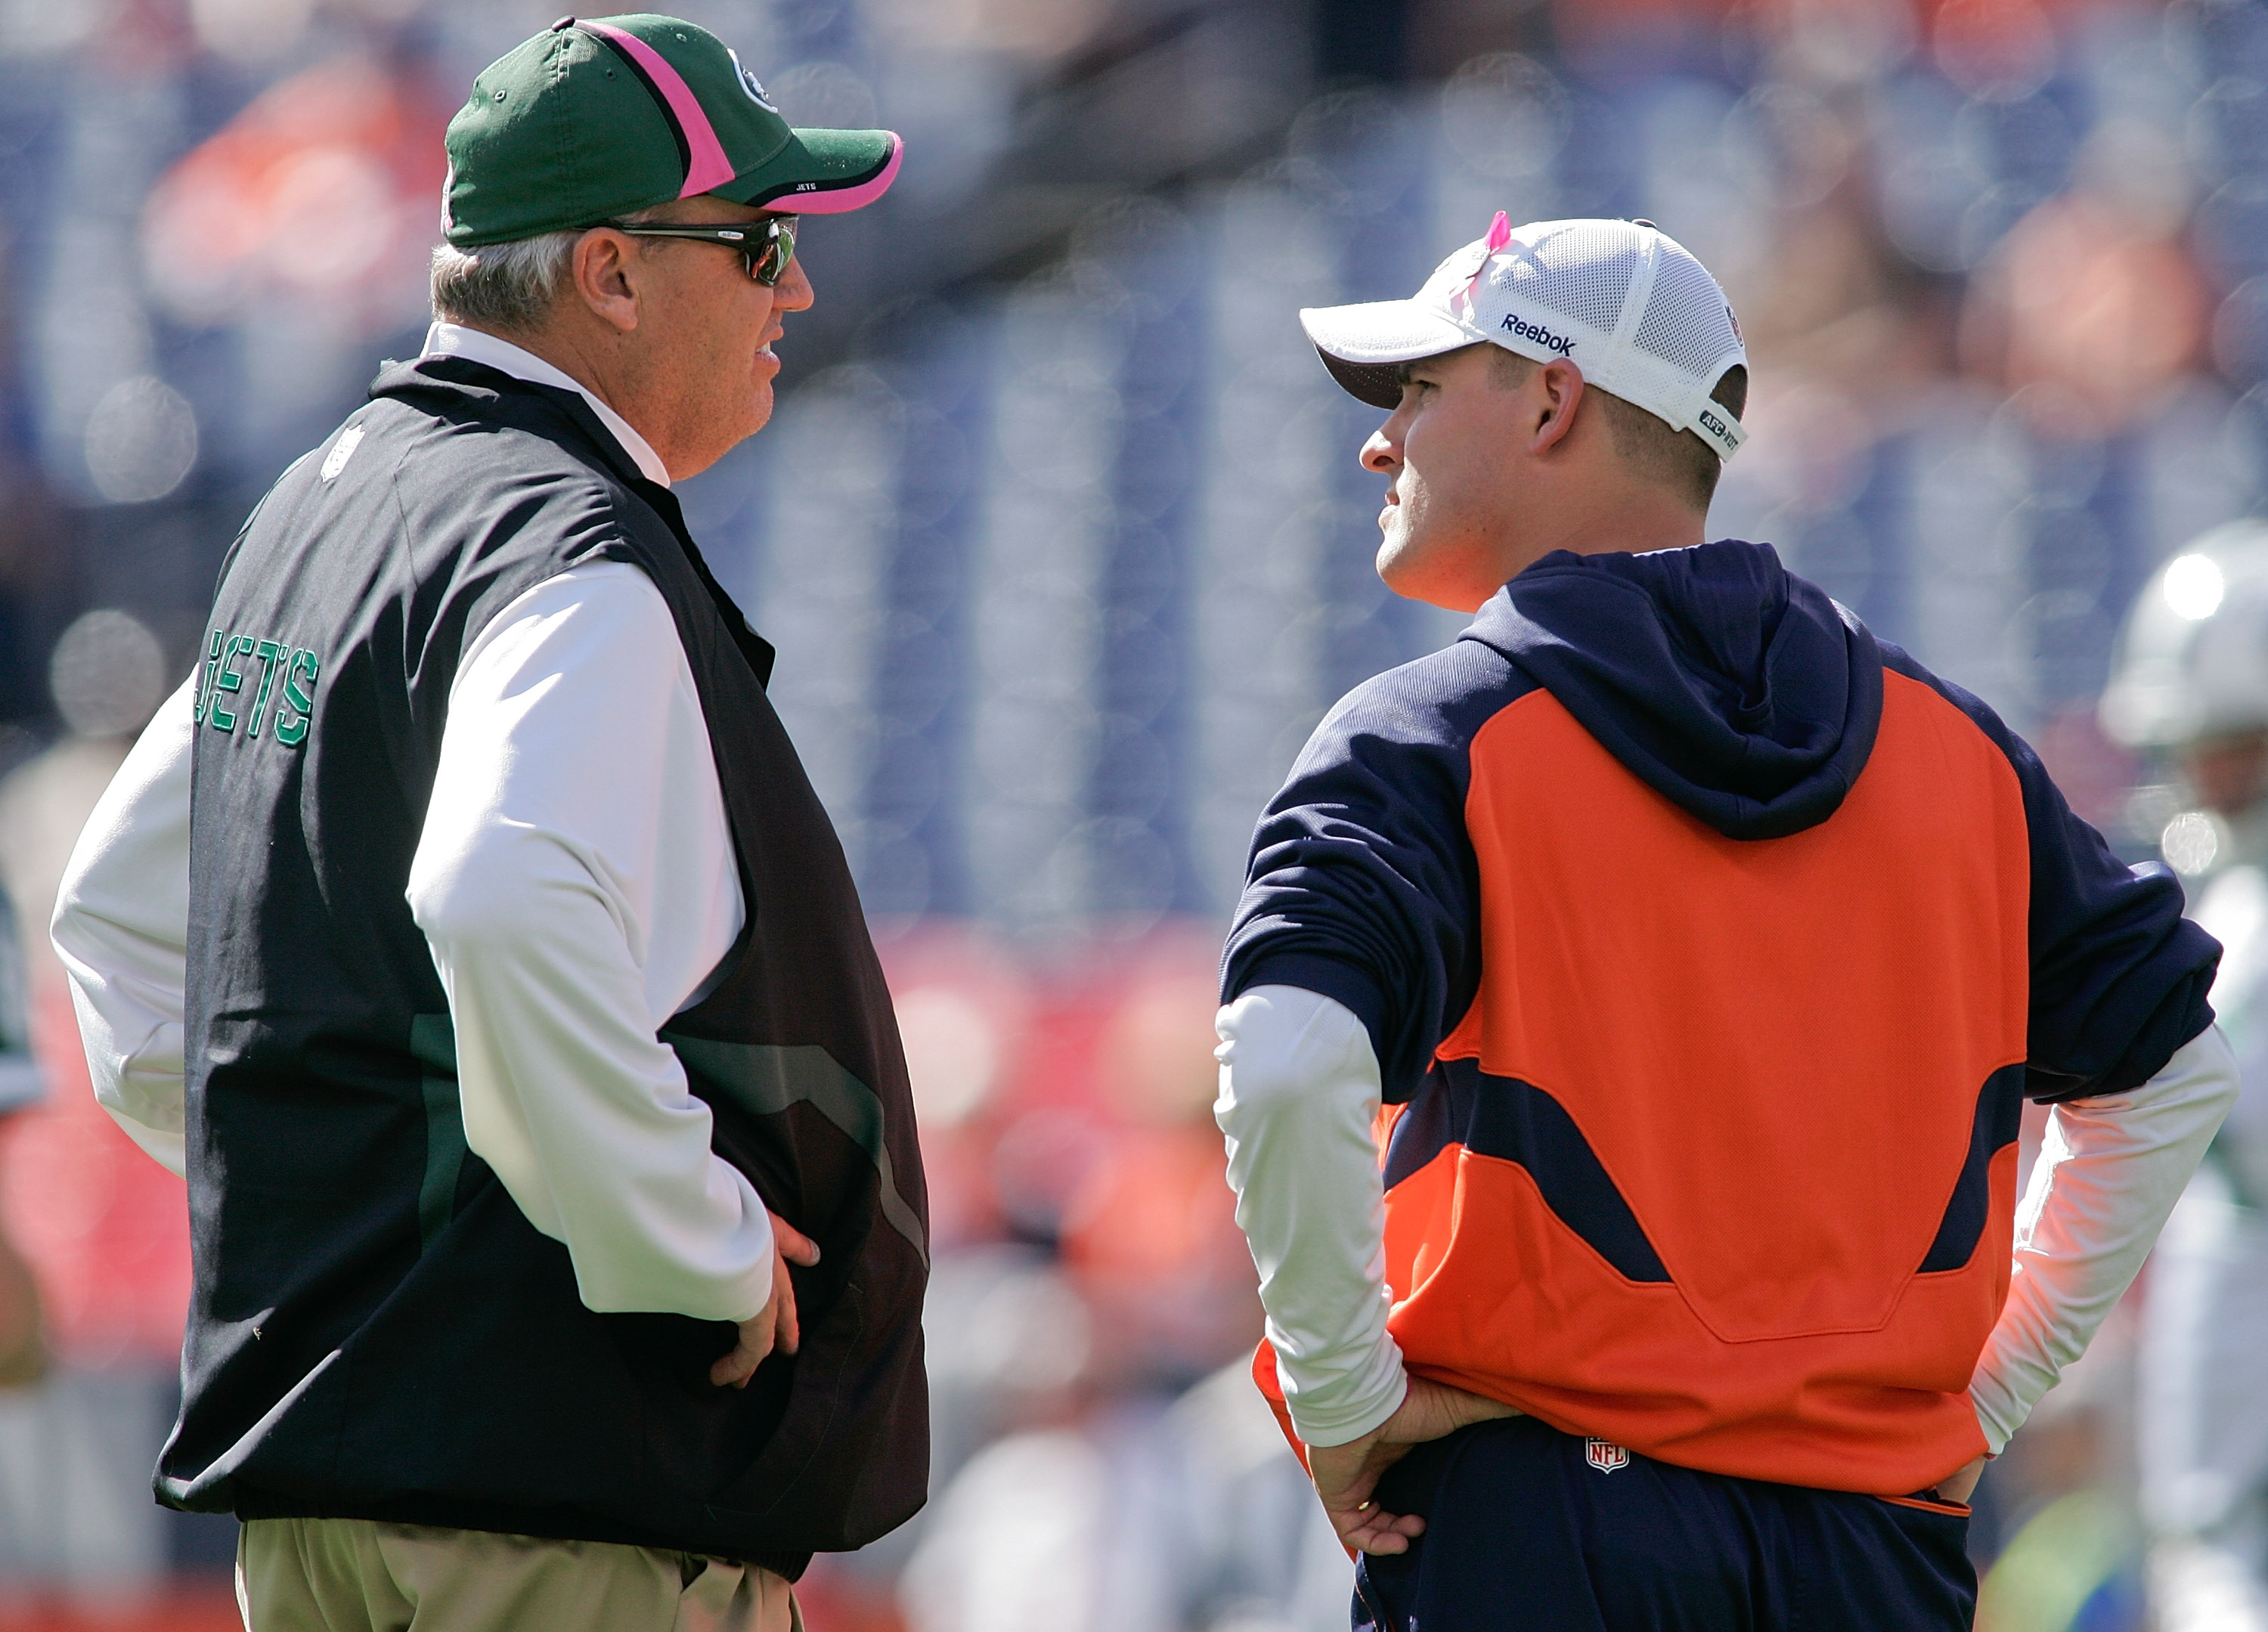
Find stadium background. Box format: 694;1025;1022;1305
0;0;2249;1625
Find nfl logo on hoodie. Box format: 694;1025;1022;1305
1586;1438;1631;1474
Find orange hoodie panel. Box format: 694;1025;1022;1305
1380;670;2029;1494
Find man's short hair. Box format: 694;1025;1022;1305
429;231;582;333
1492;347;1748;513
428;206;671;333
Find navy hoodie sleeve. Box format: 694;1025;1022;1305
1222;642;1521;1101
1882;648;2220;1101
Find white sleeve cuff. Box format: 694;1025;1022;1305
1215;984;1406;1448
104;1107;187;1178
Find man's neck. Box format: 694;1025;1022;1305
514;323;680;483
1555;491;1708;557
428;321;673;488
472;323;626;421
1500;499;1706;582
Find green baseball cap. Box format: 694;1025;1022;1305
442;13;902;247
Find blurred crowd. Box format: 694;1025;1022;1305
8;0;2268;1627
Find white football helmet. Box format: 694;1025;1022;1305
2103;521;2268;749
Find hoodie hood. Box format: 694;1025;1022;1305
1465;540;1883;840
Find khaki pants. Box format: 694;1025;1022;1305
236;1517;801;1632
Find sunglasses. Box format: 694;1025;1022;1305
600;214;798;285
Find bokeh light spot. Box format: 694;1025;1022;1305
2164;553;2227;621
2161;810;2223;876
82;377;197;506
49;609;167;739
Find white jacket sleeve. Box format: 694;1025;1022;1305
1215;984;1408;1448
408;565;774;1326
51;675;195;1175
1970;1024;2240;1452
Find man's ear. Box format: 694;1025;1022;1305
1529;358;1585;454
572;229;643;336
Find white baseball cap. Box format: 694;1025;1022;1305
1300;214;1749;461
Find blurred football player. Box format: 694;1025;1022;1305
2105;523;2268;1632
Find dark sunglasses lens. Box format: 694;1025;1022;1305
746;221;794;284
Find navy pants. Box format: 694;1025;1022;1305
1352;1418;1975;1631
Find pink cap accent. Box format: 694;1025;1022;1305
579;20;737;197
1451;211;1514;324
779;132;903;214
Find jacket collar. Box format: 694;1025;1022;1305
367;355;778;690
418;323;671;487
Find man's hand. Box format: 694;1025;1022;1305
1932;1454;1987;1507
1307;1373;1523;1556
710;1212;821;1388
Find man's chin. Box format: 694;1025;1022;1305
1375;534;1436;602
1377;543;1489;614
1375;529;1411;586
702;388;773;460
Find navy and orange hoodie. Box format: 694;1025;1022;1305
1223;539;2219;1497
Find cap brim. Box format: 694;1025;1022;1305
719;128;902;214
1300;299;1482;410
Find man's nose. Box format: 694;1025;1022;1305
772;253;815;314
1360;426;1399;474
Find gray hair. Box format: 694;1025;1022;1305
429;208;668;333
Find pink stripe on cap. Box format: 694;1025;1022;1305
578;20;736;197
781;133;903;214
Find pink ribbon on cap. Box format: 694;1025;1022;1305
1452;211;1515;324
